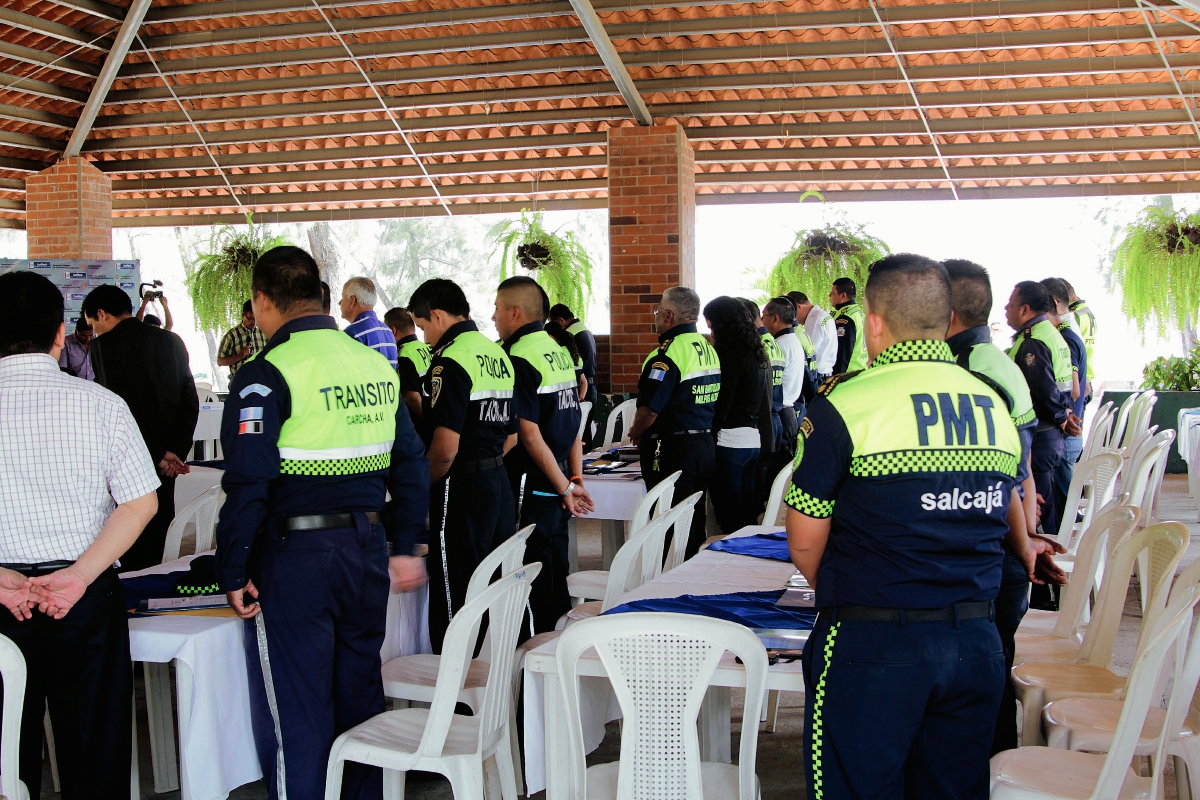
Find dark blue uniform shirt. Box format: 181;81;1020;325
1059;324;1088;420
636;323;719;434
1011;315;1071;429
215;315;430;591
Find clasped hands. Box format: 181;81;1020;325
158;451;191;478
0;566;89;621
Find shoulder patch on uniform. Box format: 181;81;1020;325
800;416;814;438
647;361;669;381
1024;353;1036;367
430;376;442;406
817;370;862;396
239;383;272;398
432;365;443;376
835;325;846;336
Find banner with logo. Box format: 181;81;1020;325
0;259;140;327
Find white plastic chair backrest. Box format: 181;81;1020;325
419;564;539;760
601;398;637;450
193;489;226;554
762;462;792;527
601;515;672;612
1090;493;1132;592
0;634;26;800
465;525;532;604
557;612;767;800
630;471;681;534
661;492;703;573
1054;453;1122;551
1156;561;1200;752
1080;404;1115;463
196;387;219;403
1089;583;1199;800
577;401;592;443
1126;438;1171;523
1050;504;1137;640
1131;393;1159;446
1122;426;1158;484
1076;521;1189;669
1120;391;1153;451
1140;429;1175;527
1108;392;1140;450
161;485;222;562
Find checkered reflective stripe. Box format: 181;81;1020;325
870;339;954;368
280;453;391;476
850;448;1019;477
809;621;841;800
785;484;835;518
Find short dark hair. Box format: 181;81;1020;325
242;299;253;315
0;271;63;357
320;281;331;314
1060;278;1077;298
1013;280;1052;314
75;317;92;333
832;277;857;300
548;303;574;321
498;276;549;321
864;254;951;340
384;307;415;333
788;291;809;305
943;259;993;328
143;314;162;328
81;284;133;319
764;296;797;325
409;278;470;319
1039;277;1069;308
252;246;323;315
738;297;760;321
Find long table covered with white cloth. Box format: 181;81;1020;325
125;554;430;800
522;524;805;797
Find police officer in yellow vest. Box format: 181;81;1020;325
788;255;1021;799
628;287;721;560
409;278;518;653
494;277;595;632
216;247;430;800
830;276;869;375
1062;278;1096;382
1005;281;1081;543
384;306;431;427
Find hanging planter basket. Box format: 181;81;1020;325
490;210;594;319
185;212;291;334
765;217;891;304
1110;205;1200;338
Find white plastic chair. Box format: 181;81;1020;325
991;579;1200;800
561;514;675;629
381;526;533;800
662;492;704;573
323;564;539;800
761;462;792;527
577;400;592;444
567;471;680;605
1050;453;1121;554
1106;392;1140;452
556;612;767;800
1078;402;1114;463
1137;429;1174;528
0;635;29;800
1119;391;1156;452
600;398;637;450
161;486;223;562
1014;503;1138;658
1011;521;1190;746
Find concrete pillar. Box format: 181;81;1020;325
25;157;112;260
606;125;696;394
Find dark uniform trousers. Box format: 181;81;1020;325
518;489;572;634
1031;428;1065;539
803;612;1005;800
120;475;175;572
992;551;1031;754
242;514;389;800
427;463;516;653
639;431;715;560
0;568;131;800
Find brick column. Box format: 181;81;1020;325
607;125;696;393
25;157;112;260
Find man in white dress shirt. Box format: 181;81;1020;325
789;291;838;380
0;270;159;800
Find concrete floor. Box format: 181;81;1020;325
53;475;1198;800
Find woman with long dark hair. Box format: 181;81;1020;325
703;295;769;534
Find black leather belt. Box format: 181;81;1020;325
286;512;379;532
830;601;994;624
650;429;712;438
0;560;72;576
449;455;505;475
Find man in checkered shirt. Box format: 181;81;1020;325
0;271;159;800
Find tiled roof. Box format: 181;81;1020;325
1;0;1199;225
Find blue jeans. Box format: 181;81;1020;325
1052;434;1084;523
710;445;760;535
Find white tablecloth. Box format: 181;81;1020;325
582;471;646;521
126;554;430;800
175;466;224;510
1177;408;1200;460
523;524;799;795
193;404;223;441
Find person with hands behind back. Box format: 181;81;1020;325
214;246;429;800
0;271;160;800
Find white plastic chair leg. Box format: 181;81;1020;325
1176;755;1193;800
382;768;405;800
44;707;60;793
764;690;781;733
447;760;487;800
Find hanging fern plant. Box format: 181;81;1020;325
765;217;891;302
186;213;290;334
489;210;593;317
1110;205;1200;338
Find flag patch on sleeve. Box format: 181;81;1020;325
648;361;669;381
238;420;264;435
239;406;264;422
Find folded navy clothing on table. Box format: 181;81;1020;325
120;554;221;611
705;531;792;562
603;589;817;631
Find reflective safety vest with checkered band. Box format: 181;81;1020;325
266;327;400;476
439;328;516;405
835;302;869;372
960;340;1036;429
763;331;786;413
1070;300;1096;381
508;329;579;400
642;331;722;425
1008;319;1072;393
399;338;432;381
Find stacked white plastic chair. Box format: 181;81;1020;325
161;485;223;562
323;564;539;800
0;635;28;800
761;463;793;527
600;398;637;450
1047;453;1121;559
557;612;767;800
564;511;676;625
577;400;593;444
1077;401;1114;463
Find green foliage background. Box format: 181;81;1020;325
185;214;290;333
763;206;890;302
1111;205;1200;338
489;209;594;318
1143;348;1200;391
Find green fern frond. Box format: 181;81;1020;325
488;210;594;318
185;212;290;334
764;217;891;303
1110;205;1200;338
